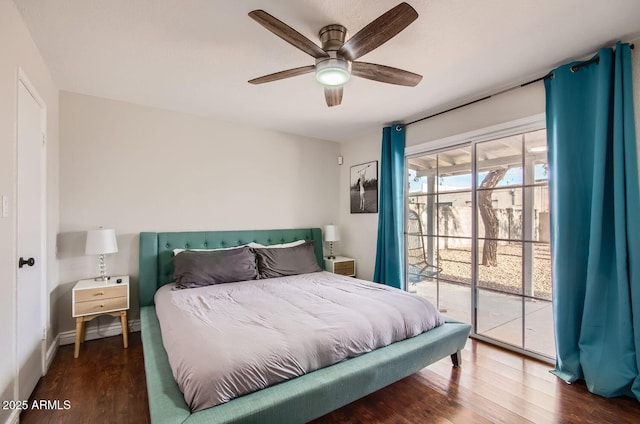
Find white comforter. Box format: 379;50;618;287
154;271;444;412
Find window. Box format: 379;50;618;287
406;117;554;360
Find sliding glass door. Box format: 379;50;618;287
406;126;554;359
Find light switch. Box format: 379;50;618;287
2;195;8;218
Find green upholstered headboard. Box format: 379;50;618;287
139;228;324;307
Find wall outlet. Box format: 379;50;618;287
1;195;7;218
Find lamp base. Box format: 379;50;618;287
95;254;112;281
94;275;111;282
326;241;337;260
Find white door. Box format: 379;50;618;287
16;78;45;401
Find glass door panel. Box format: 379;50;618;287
437;192;472;238
476;135;523;188
524;297;555;357
438;281;472;324
474;131;553;356
407;147;472;325
476;240;523;295
406;125;554;361
477;289;523;347
438;238;472;285
476;187;523;240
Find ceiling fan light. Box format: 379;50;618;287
315;58;351;86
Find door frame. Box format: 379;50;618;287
404;113;553;363
14;67;48;400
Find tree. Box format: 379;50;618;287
478;168;508;266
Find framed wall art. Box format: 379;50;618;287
350;160;378;213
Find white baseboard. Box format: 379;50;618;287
59;319;140;346
45;334;60;371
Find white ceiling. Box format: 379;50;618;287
13;0;640;143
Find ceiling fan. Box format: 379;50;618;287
248;2;423;107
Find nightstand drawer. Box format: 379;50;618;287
75;285;127;302
75;296;128;315
334;261;355;276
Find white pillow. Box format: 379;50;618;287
173;244;247;256
247;240;306;249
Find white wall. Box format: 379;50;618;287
405;82;545;147
58;92;340;334
337;129;382;281
0;0;59;420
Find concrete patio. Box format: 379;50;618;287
411;280;555;359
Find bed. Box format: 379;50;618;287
139;228;471;424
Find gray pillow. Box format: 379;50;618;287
172;246;257;289
253;241;322;279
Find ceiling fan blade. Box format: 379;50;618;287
249;65;316;84
352;62;422;86
324;86;343;107
339;2;418;61
249;10;329;59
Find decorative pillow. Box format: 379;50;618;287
253;241;322;279
172;246;257;289
247;240;306;249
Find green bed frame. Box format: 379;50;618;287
139;229;471;424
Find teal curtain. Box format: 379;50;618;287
545;42;640;399
373;124;405;289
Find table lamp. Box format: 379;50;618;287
85;228;118;281
324;225;340;259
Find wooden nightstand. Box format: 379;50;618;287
72;275;129;358
324;256;356;277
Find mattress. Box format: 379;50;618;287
154;271;444;412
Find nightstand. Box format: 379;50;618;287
72;275;129;358
324;256;356;277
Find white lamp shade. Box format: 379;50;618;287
85;228;118;255
324;225;340;242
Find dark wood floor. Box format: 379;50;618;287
21;333;640;424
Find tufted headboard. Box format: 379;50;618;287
139;228;324;307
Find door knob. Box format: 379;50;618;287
18;257;35;268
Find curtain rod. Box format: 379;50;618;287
405;43;634;127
